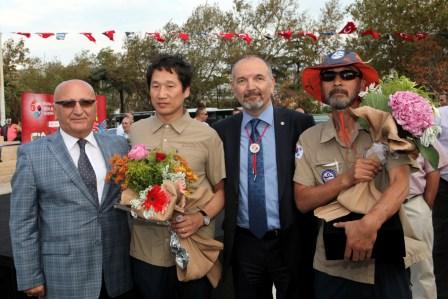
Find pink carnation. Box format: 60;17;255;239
388;91;433;137
128;144;149;160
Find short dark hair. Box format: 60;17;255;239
146;54;193;91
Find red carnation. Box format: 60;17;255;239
156;152;167;161
142;185;170;212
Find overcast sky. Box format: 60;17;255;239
0;0;353;64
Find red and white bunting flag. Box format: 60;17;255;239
298;32;317;42
415;32;429;40
102;30;115;41
219;32;235;40
15;32;31;38
339;21;357;34
360;29;381;39
397;32;414;42
278;30;293;40
146;32;166;43
178;32;190;41
80;32;96;43
238;33;252;44
37;33;55;39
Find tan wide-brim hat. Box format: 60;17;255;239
301;50;380;102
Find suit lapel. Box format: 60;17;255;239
94;133;113;208
273;109;288;200
48;131;99;209
231;115;243;198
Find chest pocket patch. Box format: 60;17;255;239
321;169;337;183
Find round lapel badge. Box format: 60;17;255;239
249;143;260;154
321;169;337;183
295;145;304;159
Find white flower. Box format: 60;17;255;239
420;126;442;147
359;83;382;98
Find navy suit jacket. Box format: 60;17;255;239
213;107;318;298
10;131;132;299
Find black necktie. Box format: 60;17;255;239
247;119;268;238
77;139;98;201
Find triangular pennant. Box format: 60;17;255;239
278;30;293;40
36;33;54;39
237;33;252;44
15;32;31;38
397;32;414;42
298;32;317;42
219;32;235;40
415;32;429;41
339;21;357;34
80;32;96;43
56;33;67;40
102;30;115;41
146;32;166;43
360;29;381;39
178;32;190;41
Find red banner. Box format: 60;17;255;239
21;92;107;144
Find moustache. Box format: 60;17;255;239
329;88;349;97
244;91;261;98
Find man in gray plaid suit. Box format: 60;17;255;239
9;80;133;298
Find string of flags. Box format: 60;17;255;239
9;22;446;44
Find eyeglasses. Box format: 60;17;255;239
320;70;362;82
54;99;96;108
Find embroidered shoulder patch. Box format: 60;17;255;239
295;145;304;159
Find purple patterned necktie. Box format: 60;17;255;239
77;139;98;201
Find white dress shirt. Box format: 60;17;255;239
60;129;107;203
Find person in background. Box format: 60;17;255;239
232;107;242;115
439;91;447;107
116;112;134;137
434;104;448;299
194;106;209;124
119;116;133;139
9;79;133;299
404;140;448;299
213;55;316;299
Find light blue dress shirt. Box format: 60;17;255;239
237;103;280;230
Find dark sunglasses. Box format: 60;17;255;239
54;99;96;108
320;70;362;82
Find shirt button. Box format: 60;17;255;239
163;139;167;142
165;125;169;128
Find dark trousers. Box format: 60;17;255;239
131;257;211;299
314;261;411;299
99;274;135;299
232;227;292;299
434;178;448;299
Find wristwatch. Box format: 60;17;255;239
199;210;211;226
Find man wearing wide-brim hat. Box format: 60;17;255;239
293;50;413;298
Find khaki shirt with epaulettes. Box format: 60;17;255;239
293;118;413;284
128;112;226;267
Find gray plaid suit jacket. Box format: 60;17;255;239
9;131;132;299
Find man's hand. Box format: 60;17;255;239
171;213;204;238
334;215;379;262
341;158;381;188
25;284;45;297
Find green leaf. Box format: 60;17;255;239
415;140;439;170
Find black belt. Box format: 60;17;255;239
236;226;280;240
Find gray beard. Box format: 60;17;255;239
326;95;356;110
241;98;264;111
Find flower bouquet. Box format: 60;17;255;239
357;74;440;168
107;144;197;224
